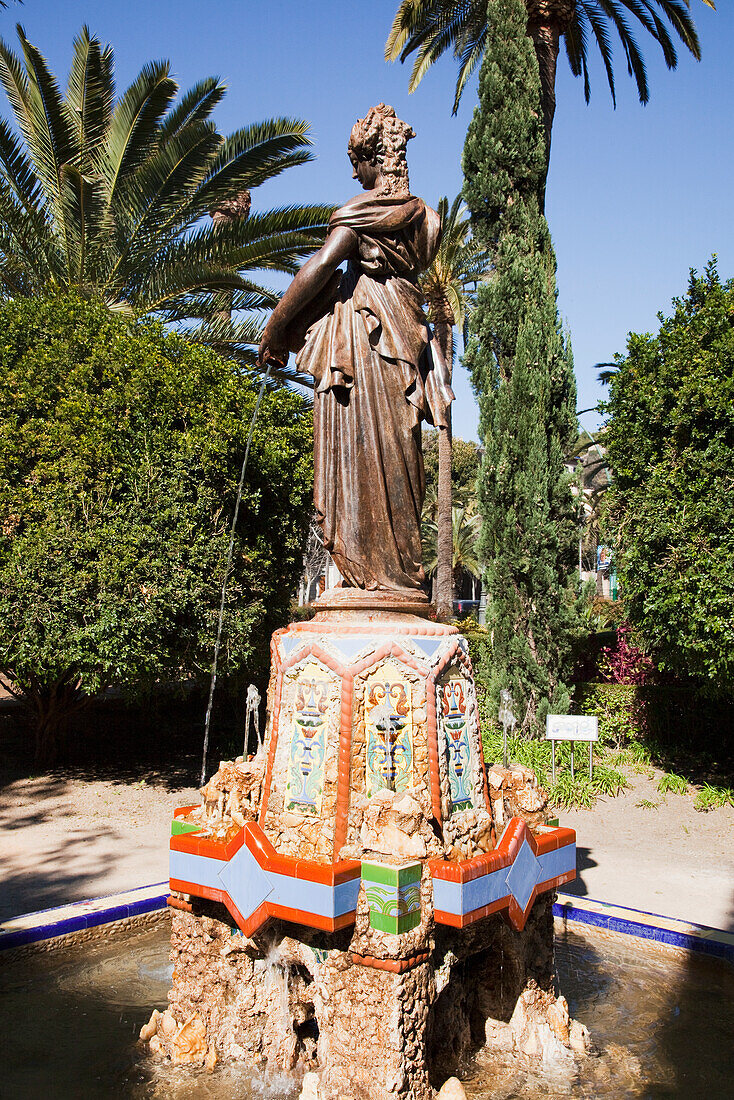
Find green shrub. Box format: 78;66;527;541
694;784;734;812
0;294;313;764
604;261;734;690
657;772;688;796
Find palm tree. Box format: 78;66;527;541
386;0;712;161
422;501;482;597
0;25;334;384
420;193;489;619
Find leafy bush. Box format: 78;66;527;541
589;597;626;629
0;294;313;764
597;622;655;685
604;260;734;690
572;682;643;748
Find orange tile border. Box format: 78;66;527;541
267;903;354;933
349;950;430;972
167;895;194;913
333;671;354;857
169;878;226;907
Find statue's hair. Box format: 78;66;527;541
349;104;415;195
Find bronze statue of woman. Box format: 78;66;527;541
258;104;452;598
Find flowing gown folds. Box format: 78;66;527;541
295;192;454;592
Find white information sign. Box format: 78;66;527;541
546;715;598;743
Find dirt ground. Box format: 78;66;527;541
560;767;734;931
1;730;731;931
0;765;200;922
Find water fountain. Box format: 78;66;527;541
140;104;585;1098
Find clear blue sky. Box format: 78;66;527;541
8;0;733;440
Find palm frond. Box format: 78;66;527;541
158;76;225;141
192;118;314;215
58;161;106;286
0;30;32;142
127;206;333;298
451;23;487;113
591;0;651;102
0;114;44;208
186;318;315;390
161;284;280;323
0;179;59;286
16;27;77;206
66;26;114;172
579;2;620;105
564;11;592;103
641;0;701;59
103;60;176;201
107;121;221;273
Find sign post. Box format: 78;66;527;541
545;715;599;782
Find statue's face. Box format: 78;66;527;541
349;149;379;191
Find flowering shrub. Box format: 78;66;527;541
598;622;655;685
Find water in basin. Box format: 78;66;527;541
1;921;731;1098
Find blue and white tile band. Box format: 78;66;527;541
2;882;731;963
0;881;169;952
432;843;577;919
555;893;734;962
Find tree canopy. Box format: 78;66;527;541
386;0;708;115
0;24;333;384
423;429;480;507
0;293;313;763
604;260;734;690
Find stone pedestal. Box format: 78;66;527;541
153;600;580;1097
260;605;490;869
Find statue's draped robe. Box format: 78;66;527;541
295;192;453;592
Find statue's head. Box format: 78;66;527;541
348;104;415;196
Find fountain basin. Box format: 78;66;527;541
1;916;731;1098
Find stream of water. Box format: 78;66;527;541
1;922;730;1098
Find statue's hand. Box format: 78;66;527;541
258;321;289;369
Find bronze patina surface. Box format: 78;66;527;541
259;104;453;596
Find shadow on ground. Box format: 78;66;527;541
556;846;597;898
0;682;253;791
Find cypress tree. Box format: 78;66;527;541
463;0;579;734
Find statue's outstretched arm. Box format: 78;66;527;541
258;226;357;367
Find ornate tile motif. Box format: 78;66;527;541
361;859;422;935
285;661;335;815
365;661;413;797
439;674;474;813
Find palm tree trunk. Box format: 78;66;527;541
209;191;251;321
528;19;561;209
432;313;454;622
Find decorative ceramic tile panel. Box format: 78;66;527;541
438;674;474;813
361;859;422;935
285;661;335;815
365;661;413;797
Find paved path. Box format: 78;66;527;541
0;770;198;922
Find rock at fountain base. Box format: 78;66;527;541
436;1078;468;1100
